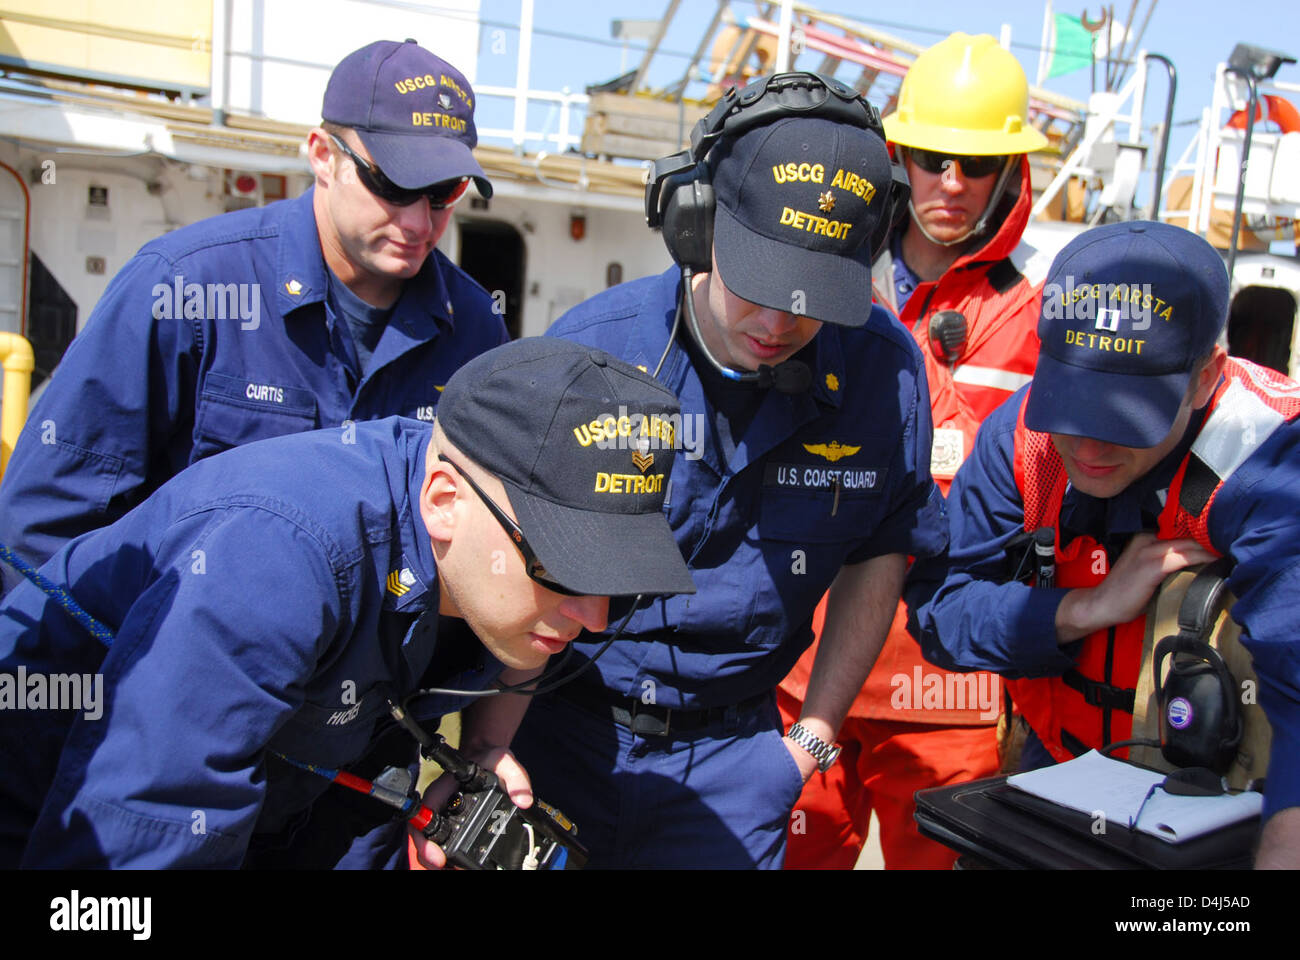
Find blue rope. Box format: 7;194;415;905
271;750;341;780
0;542;116;646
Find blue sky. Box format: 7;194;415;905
468;0;1300;174
476;1;1299;103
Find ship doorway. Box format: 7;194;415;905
27;253;77;390
1227;285;1297;376
457;220;525;340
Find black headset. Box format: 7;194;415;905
1152;558;1243;774
644;71;910;273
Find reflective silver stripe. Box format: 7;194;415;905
1011;239;1052;287
1192;377;1285;480
952;364;1033;392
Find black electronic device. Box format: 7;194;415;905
428;778;587;871
928;309;969;367
387;702;589;870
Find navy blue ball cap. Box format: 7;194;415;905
437;338;695;598
710;116;893;328
322;39;491;198
1025;221;1229;447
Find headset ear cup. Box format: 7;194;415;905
660;170;715;273
1208;643;1243;755
871;160;911;262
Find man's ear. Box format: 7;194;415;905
306;128;336;186
420;461;459;545
1192;345;1228;408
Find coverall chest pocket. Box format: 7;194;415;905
753;468;889;630
757;458;890;543
259;687;392;836
270;685;389;770
193;372;319;458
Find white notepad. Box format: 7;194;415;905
1007;750;1263;843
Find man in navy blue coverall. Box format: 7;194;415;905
0;39;506;591
0;338;694;868
915;222;1300;868
504;75;947;868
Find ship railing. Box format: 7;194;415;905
1032;51;1174;225
1180;67;1300;238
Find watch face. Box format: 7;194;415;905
820;744;842;773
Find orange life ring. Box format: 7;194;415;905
1226;94;1300;134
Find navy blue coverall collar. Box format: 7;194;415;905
628;267;848;478
389;426;440;615
274;188;457;367
1058;401;1211;554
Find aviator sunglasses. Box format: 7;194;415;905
437;454;584;597
903;146;1008;179
329;133;471;208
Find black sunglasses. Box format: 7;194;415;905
438;454;584;597
329;133;470;209
903;147;1007;179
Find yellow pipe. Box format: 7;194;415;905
0;332;35;479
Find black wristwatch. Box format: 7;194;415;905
786;722;842;773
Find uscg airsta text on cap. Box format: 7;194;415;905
1025;221;1230;447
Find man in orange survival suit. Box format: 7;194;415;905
778;32;1050;869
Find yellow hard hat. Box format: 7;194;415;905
884;32;1049;155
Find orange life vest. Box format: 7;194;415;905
1007;358;1300;762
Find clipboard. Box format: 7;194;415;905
914;774;1258;869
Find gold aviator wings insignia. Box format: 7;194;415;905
802;441;861;463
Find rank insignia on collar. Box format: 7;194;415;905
387;568;415;597
803;441;861;463
285;279;303;295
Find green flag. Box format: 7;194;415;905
1047;13;1093;79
